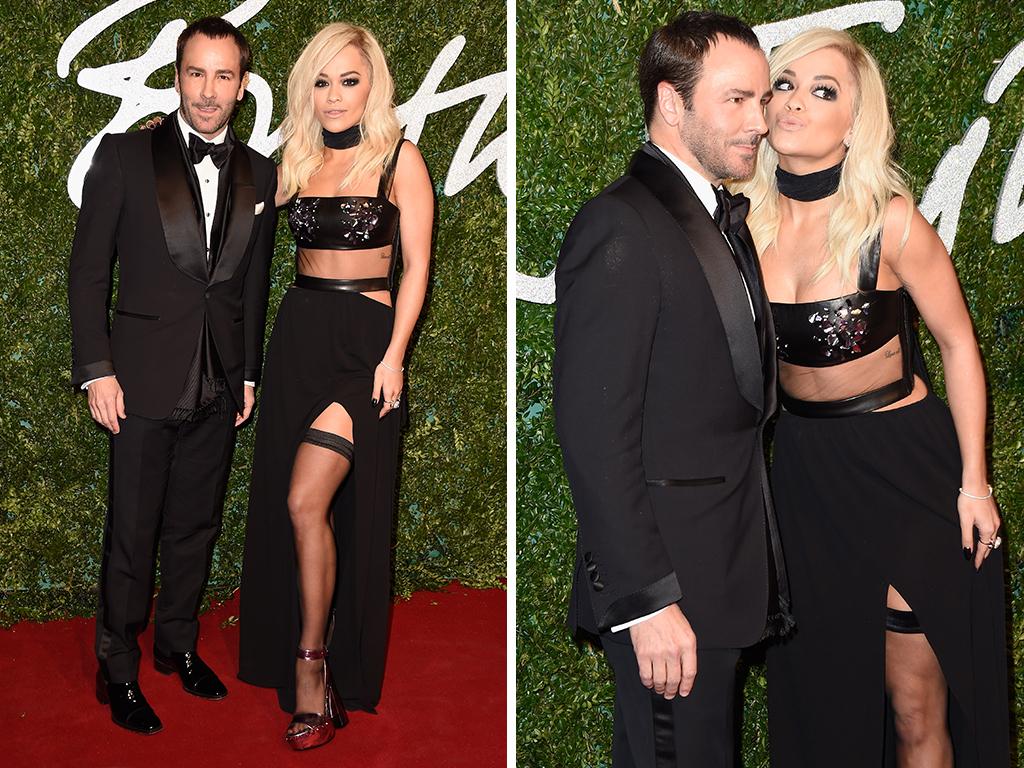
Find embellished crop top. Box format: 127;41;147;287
769;235;920;417
286;139;405;286
771;236;902;367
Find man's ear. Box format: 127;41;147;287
656;82;683;127
174;69;181;95
237;71;250;101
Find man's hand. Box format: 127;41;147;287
628;603;697;699
235;384;255;427
87;376;126;434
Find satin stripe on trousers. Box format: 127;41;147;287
601;631;741;768
95;406;235;683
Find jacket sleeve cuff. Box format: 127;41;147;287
72;360;115;390
595;572;682;633
243;369;260;387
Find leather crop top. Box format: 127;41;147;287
769;234;921;417
286;139;405;268
771;235;904;367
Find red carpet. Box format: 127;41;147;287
3;583;505;767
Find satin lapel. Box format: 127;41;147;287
739;221;778;418
210;135;255;285
629;146;764;414
152;117;208;284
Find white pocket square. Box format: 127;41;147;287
254;202;265;215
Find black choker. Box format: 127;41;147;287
322;125;361;149
775;160;843;202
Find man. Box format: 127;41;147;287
69;17;277;734
553;11;790;766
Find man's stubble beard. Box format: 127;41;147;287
678;108;757;183
180;99;234;137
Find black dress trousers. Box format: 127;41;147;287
601;630;741;768
94;404;235;683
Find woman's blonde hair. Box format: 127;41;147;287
279;23;402;199
734;28;912;285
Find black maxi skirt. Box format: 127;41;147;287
767;391;1009;767
238;284;403;713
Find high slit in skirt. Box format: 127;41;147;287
767;391;1009;767
238;282;404;713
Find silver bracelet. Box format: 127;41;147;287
958;484;993;500
379;360;404;373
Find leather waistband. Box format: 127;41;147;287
294;274;390;293
780;375;914;418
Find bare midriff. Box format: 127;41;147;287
779;337;928;411
296;246;393;307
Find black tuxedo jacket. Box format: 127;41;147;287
554;144;787;648
69;115;277;419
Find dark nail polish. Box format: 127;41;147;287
371;398;378;406
963;547;972;560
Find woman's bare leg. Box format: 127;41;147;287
287;404;352;732
885;586;953;768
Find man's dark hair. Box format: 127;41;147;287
638;11;761;125
175;16;252;75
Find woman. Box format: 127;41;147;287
736;29;1009;767
238;23;432;750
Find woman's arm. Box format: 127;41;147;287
274;164;291;209
884;197;1000;569
373;141;433;417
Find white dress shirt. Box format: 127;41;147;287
84;113;255;391
176;110;227;252
610;145;756;634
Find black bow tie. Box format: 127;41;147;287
188;133;232;169
713;187;750;235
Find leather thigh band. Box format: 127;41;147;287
301;428;354;461
885;607;923;634
295;274;390;293
780;376;913;418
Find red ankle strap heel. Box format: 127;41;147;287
284;647;348;750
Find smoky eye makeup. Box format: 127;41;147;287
314;77;329;88
772;75;839;101
811;84;839;100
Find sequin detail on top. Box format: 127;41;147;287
771;288;903;368
807;295;871;360
338;198;385;243
288;197;320;245
287;196;398;251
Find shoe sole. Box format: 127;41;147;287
154;657;228;700
286;726;335;751
110;716;163;736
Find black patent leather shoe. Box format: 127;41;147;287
153;649;228;700
96;670;163;735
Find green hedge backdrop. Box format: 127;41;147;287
517;1;1022;765
0;0;506;623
